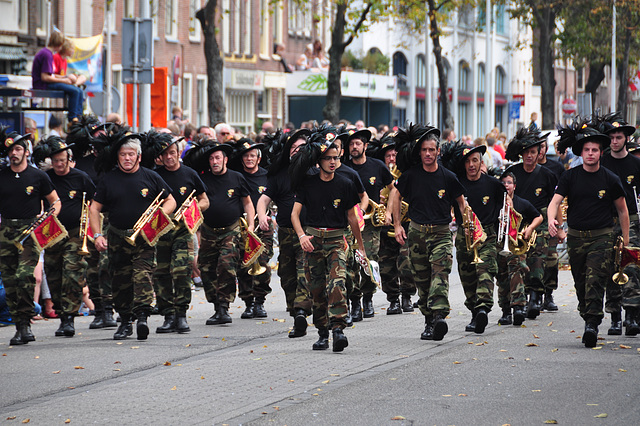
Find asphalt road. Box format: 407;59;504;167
1;262;639;425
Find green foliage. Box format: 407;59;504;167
341;50;390;74
341;50;363;70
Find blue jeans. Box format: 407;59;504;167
47;82;84;120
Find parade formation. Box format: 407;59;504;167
2;112;640;353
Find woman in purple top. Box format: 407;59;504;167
31;32;84;121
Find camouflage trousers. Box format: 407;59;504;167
567;233;615;325
525;214;548;294
350;223;380;300
408;224;453;318
379;225;416;301
43;229;88;316
497;250;528;308
154;225;194;316
345;229;356;301
455;227;497;312
543;235;559;293
277;227;311;315
86;216;112;310
108;228;156;318
238;220;274;303
609;221;640;310
199;223;241;309
305;232;349;330
0;218;40;321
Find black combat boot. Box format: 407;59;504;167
9;321;27;345
421;317;434;340
288;309;307;338
401;294;414;312
345;310;353;327
543;290;558;311
607;311;623;335
55;317;67;336
386;299;402;315
474;308;488;334
90;301;105;329
207;305;232;325
513;306;525;326
21;321;35;342
582;323;599;348
624;308;640;336
113;315;133;340
465;311;477;332
498;306;512;325
332;328;349;352
253;299;268;318
102;305;118;328
206;303;221;325
312;328;330;350
156;314;176;333
175;313;191;333
241;300;255;319
526;291;541;319
62;315;75;337
136;313;149;340
350;298;363;322
432;312;448;341
362;294;375;318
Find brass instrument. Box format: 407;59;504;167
14;203;58;253
509;228;537;256
78;192;91;256
240;216;267;276
561;199;568;221
498;192;511;255
462;200;484;264
613;236;629;285
362;199;386;227
125;189;167;246
634;186;640;226
383;163;409;238
173;189;197;223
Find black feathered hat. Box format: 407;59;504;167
140;130;183;169
594;111;636;137
263;129;290;176
288;137;338;192
32;136;75;169
344;128;372;146
183;139;233;174
505;127;543;162
439;140;471;176
366;132;396;161
67;114;107;158
227;137;264;172
93;126;141;174
392;123;433;172
557;117;609;156
0;125;31;157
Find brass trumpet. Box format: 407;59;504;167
462;201;484;264
613;236;629;285
78;192;91;256
14;203;58;253
125;189;167;246
240;217;267;276
173;189;197;223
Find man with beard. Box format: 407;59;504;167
0;129;60;345
89;134;176;340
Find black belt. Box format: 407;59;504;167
409;222;449;233
202;220;240;233
567;227;613;238
305;227;345;239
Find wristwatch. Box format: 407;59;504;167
93;233;103;239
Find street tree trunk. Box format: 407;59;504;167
528;0;557;129
585;62;606;111
428;0;453;130
196;1;226;126
616;27;632;117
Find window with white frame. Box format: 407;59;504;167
415;55;426;88
196;76;208;127
151;0;159;38
226;91;255;133
222;0;230;54
260;0;270;57
288;0;310;37
182;74;193;122
478;63;485;93
276;89;283;127
165;0;178;39
124;0;135;18
35;0;47;36
257;89;271;118
107;0;117;33
459;62;470;92
189;0;202;41
64;0;77;36
80;0;93;37
272;1;283;46
112;65;124;119
244;0;252;55
495;66;505;94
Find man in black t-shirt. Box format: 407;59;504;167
90;136;176;341
549;126;628;348
196;142;255;326
291;140;365;352
344;129;395;320
151;135;208;335
0;130;60;345
34;136;95;338
233;140;274;319
599;115;640;336
392;126;466;341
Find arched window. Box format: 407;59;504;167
393;51;408;85
459;60;470;92
415;54;426;88
478;63;485;93
496;66;506;94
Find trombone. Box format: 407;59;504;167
125;189;167;246
78;192;91;256
462;200;484;264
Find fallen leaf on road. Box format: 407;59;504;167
67;387;74;389
594;413;607;418
500;349;507;352
273;406;279;410
547;322;553;327
330;374;340;376
170;386;177;391
203;335;209;338
391;416;406;420
288;379;294;382
533;334;539;339
551;348;558;352
52;371;61;374
222;338;226;341
21;419;29;424
619;344;631;349
114;361;121;364
130;346;139;349
74;366;84;370
6;416;16;420
442;395;452;397
34;356;39;359
116;342;123;345
185;344;191;347
475;342;484;346
458;394;467;397
253;358;262;361
163;361;171;366
587;404;598;406
64;419;71;423
312;393;319;396
263;345;268;348
250;350;254;353
322;380;330;384
618;369;627;372
113;369;121;371
592;347;602;350
543;420;558;424
525;343;538;347
2;354;7;356
201;376;205;379
532;390;541;392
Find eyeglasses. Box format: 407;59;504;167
219;132;230;136
321;156;340;161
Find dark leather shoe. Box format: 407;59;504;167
10;323;27;345
254;302;268;318
421;317;434;340
582;323;598;348
136;314;149;340
289;309;307;338
175;314;191;333
55;319;66;336
608;311;622;335
102;309;117;328
89;312;105;329
113;317;133;340
401;295;414;312
156;315;176;333
62;315;75;337
474;309;488;334
465;312;477;332
363;296;374;318
526;291;541;319
543;291;558;311
624;308;640;336
312;329;329;350
241;302;255;319
513;307;525;326
351;299;363;322
206;306;232;325
332;328;349;352
22;323;35;342
498;308;512;325
387;299;402;315
432;313;448;341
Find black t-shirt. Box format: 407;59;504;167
47;168;95;230
201;169;251;228
0;166;55;219
335;164;366;194
512;194;541;226
295;173;360;229
74;154;100;186
540;158;565;180
94;166;172;230
555;166;625;231
601;153;640;215
454;174;505;229
156;164;207;208
264;167;303;228
241;167;268;207
395;164;465;225
509;163;558;211
345;157;393;203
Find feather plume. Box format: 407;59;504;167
439;140;467;175
505;127;539;161
392;123;430;172
139;130;174;169
556;117;590;155
182;138;218;173
67;114;102;158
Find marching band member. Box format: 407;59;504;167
549;120;628;348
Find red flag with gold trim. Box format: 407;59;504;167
470;212;487;249
182;197;203;234
32;215;68;251
242;230;264;267
354;205;365;231
621;246;640;269
508;208;523;245
141;209;174;246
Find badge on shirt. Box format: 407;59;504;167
140;188;149;197
369;177;376;186
179;186;187;196
25;185;34;195
333;199;341;208
69;190;77;199
437;189;445;199
258;186;266;194
227;189;235;197
535;188;542;196
482;196;490;205
598;190;606;199
627;175;634;185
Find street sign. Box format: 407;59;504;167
512;94;525;106
122;18;154;84
509;100;520;120
562;98;577;115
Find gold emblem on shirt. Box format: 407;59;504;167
627;175;634;185
369;177;376;185
25;185;34;195
598;190;606;199
179;186;187;195
69;190;77;199
227;189;235;197
333;198;341;208
258;186;266;194
482;196;490;205
140;188;149;197
535;188;542;196
437;189;445;199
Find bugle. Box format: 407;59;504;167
498;192;511;255
462;200;484;264
613;236;629;285
240;216;266;275
173;189;197;223
14;203;58;253
125;189;167;246
78;192;91;256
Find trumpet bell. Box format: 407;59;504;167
248;262;267;276
612;272;629;285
